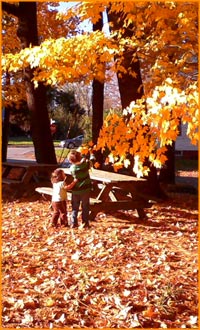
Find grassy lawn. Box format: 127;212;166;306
8;137;34;145
56;148;70;162
8;137;60;147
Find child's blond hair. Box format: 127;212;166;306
51;169;65;183
67;150;82;164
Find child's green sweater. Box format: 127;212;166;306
70;160;91;194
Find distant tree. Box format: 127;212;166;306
47;87;85;139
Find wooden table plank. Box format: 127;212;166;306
2;162;58;185
62;167;146;183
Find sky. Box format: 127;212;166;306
58;1;92;32
58;1;78;11
58;1;109;34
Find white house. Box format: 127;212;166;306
175;123;198;159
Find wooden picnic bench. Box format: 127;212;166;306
35;168;154;220
2;161;58;197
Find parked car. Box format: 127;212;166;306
59;135;84;149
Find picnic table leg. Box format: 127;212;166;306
96;183;114;201
89;201;104;221
89;211;98;221
89;206;100;221
124;183;148;219
136;208;147;219
89;183;118;220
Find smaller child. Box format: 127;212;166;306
50;169;77;228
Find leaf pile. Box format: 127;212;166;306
2;192;198;328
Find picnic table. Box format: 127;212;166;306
36;168;153;220
2;161;58;197
64;168;153;220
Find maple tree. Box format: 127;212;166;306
91;1;198;175
2;1;198;175
2;1;79;163
105;3;164;192
2;10;25;161
2;2;78;109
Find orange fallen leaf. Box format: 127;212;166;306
44;297;55;307
143;306;158;318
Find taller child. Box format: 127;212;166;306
67;150;91;228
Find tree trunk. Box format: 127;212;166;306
107;8;144;108
92;14;104;166
3;2;57;164
2;71;11;162
92;80;104;144
117;53;144;109
159;143;176;184
2;106;10;162
25;76;57;163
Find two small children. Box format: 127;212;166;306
50;150;91;228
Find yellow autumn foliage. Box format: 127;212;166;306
2;1;198;176
95;78;198;176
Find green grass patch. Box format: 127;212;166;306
55;148;70;163
8;137;33;145
8;137;60;147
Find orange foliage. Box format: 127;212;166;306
2;2;78;107
2;2;198;175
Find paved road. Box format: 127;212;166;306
7;146;36;161
6;146;69;166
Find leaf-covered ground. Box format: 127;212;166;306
2;191;198;328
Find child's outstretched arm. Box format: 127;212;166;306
64;178;78;190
